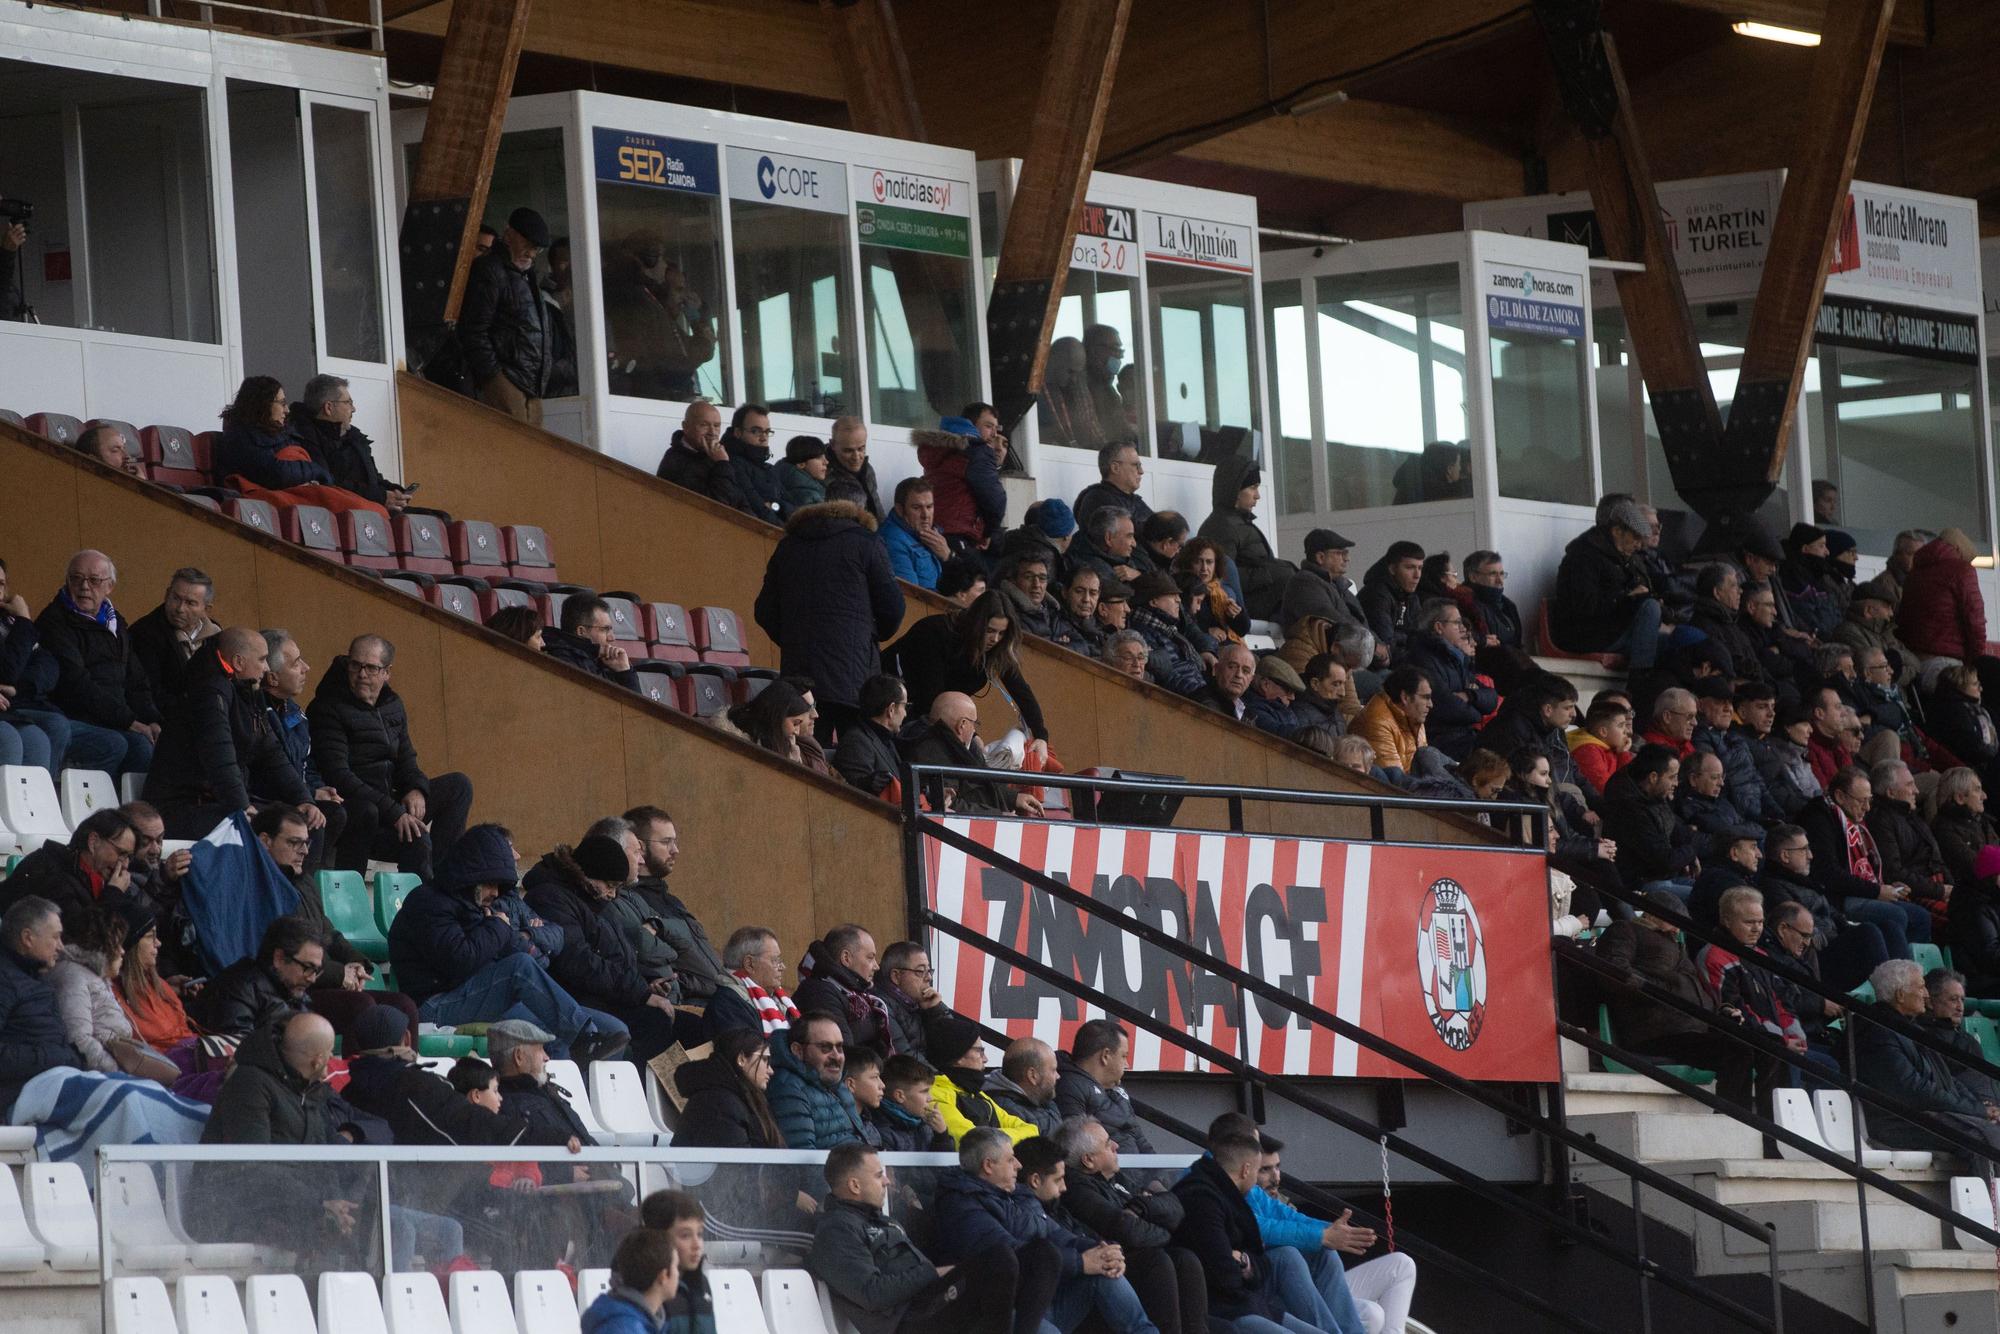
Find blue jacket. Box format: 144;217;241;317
928;1172;1091;1271
1402;631;1495;762
583;1289;666;1334
1244;692;1305;739
0;944;77;1117
216;421;331;489
1246;1182;1325;1250
765;1028;864;1149
262;692;326;791
1692;721;1784;825
880;512;942;590
386;826;527;1003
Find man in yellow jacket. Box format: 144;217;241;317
926;1012;1035;1144
1352;667;1432;777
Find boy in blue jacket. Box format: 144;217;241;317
582;1226;679;1334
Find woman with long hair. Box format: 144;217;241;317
1172;537;1248;645
115;916;228;1102
215;374;386;518
485;605;545;650
725;680;818;768
673;1026;783;1148
886;588;1049;762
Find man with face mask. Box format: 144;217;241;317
605;233;719;400
459;206;553;422
1082;325;1132;447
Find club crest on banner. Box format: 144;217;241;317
1416;878;1486;1052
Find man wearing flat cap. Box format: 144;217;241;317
1243;655;1306;739
461;205;554;422
1280;529;1377;657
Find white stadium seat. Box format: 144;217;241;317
448;1268;518;1334
1771;1088;1831;1163
319;1271;391;1334
589;1061;667;1146
542;1061;611;1141
0;1165;47;1270
710;1268;774;1334
120;773;147;805
247;1274;317;1334
1953;1176;1998;1249
576;1269;612;1311
102;1161;194;1270
178;1275;251;1334
1813;1089;1933;1170
23;1161;99;1269
1;765;70;851
60;767;118;828
384;1272;453;1334
763;1269;833;1334
109;1276;179;1334
512;1268;581;1334
0;1125;40;1157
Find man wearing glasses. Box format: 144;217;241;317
33;549;160;778
767;1011;867;1148
289;374;409;513
720;402;785;524
871;940;958;1067
308;633;473;877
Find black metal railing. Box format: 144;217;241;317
901;764;1786;1334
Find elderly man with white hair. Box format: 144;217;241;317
1551;497;1663;668
1865;758;1952;915
33;549;161;777
1854;957;2000;1169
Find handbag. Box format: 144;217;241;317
108;1037;183;1086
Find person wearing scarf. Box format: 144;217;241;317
33;550;160;777
925;1013;1034;1145
702;927;800;1038
1800;769;1933;962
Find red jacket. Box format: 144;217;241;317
915;428;1005;545
1897;536;1987;662
1805;732;1853;789
1640;728;1694;762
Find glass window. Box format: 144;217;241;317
857;179;979;428
1811;337;1986;553
1489;322;1591;506
1147;261;1258;466
1316;264;1466;509
309;103;384;363
1045;268;1140;449
728;149;855;417
1265;281;1313;516
594;130;728;402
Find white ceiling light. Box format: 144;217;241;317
1731;20;1822;46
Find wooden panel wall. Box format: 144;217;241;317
398;375;1504;851
0;424;907;963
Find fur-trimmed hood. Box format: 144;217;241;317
783;499;878;535
912;427;974;454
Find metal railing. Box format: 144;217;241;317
901;763;1787;1334
127;0;384;49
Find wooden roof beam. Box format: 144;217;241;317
1176;100;1529;201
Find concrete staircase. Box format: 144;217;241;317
1561;1050;2000;1334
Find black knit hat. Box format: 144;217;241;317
929;1013;984;1067
573;834;632;884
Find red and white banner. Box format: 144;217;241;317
923;819;1559;1082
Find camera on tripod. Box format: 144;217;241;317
0;199;32;225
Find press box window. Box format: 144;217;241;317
1147;251;1258;466
728;148;855;418
858;174;979;429
1046;203;1142;451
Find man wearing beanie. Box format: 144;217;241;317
1779;523;1841;638
1196;456;1293;621
460;205;553;421
523;831;688;1063
927;1013;1036;1145
1075;443;1155;536
339;1004;529;1148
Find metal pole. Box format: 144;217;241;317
378;1159;395;1281
1631;1177;1653;1334
1845;1021;1879;1332
1766;1221;1785;1334
1228;794;1245;833
900;765;927;942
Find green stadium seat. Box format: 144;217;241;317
1850;981;1876;1005
1964;1015;2000;1068
319;871;388;962
1598;1005;1715;1085
373;872;420;936
417;1032;484;1058
1913;942;1947;976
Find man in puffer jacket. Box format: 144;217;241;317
1054;1020;1154;1153
927;1014;1035;1145
1197;456;1292;622
756;501;905;742
720;404;784;525
521;835;681;1063
582;1228;681;1334
144;630;311;838
458;208;553;418
1401;604;1495;761
1898;529;1987;665
766;1013;866;1148
918;416;1006;553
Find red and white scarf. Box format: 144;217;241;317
1833;801;1882;883
734;971;800;1035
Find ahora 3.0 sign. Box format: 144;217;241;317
922;819;1557;1081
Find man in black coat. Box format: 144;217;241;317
870;939;959;1067
1358;542;1425;664
1854;958;2000;1156
522;835;682;1063
755;500;906;743
144;630;312;838
795;924;891;1053
904;693;1044;818
491;1020;599;1148
1056;1116;1204;1334
834;675;910;800
1798;770;1931;959
1551;499;1661;667
193;913;320;1038
459;206;552;420
824;418;885;520
1170;1133;1290;1328
1866;759;1953;907
540;596;641;692
1279;529;1370;642
623;805;727;1001
1688;565;1762;686
1401;604;1495;762
721;403;785;525
1073;443;1156;537
339;1005;527;1147
287;376;408;510
657;399;752;514
307;633;472;877
35;549;159;777
126;568;221;715
0;896;80;1117
1602;744;1701;893
0;808;142;935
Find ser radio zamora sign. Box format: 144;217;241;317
923;819;1557;1080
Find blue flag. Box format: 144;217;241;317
184;812;301;973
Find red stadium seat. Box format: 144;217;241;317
427;582;480;621
140;426;208;488
192;431;223;485
600;595;649;658
281;505;341;559
394;513;456;576
632;663;687;712
641;602;699;663
502;524;558;582
448;520;511;582
340;509;400;571
479;587;536;622
692;606;750;667
382;574;428;600
225;497;280;536
25;412;83;447
532;590;577;631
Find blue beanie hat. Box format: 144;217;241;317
938;415;982;439
1026;498;1077;539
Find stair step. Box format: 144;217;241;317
1569;1110;1764;1163
1563;1071;1711;1116
1879;1249;2000;1301
1723;1198;1944;1256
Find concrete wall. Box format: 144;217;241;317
0;422;906;962
398;373;1504;850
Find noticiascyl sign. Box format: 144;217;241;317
1143;211;1254;274
1071;201;1138;278
593;127;718;196
923;818;1557;1080
851;163;971;257
1483;264;1586;339
726;146;845;216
